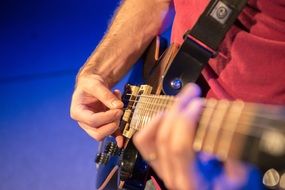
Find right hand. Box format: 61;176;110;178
70;74;124;147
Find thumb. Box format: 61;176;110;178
79;75;124;109
113;89;124;148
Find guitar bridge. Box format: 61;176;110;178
120;85;153;139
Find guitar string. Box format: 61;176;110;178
120;106;277;160
126;92;285;113
123;98;285;124
123;94;285;118
118;93;284;162
126;93;285;113
126;105;285;133
127;109;285;140
120;98;285;134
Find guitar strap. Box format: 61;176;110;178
162;0;248;95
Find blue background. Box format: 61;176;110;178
0;0;123;189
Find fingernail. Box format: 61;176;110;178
111;100;123;108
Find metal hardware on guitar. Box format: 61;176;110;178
95;142;121;165
263;168;285;189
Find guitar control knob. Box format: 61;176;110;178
95;153;110;165
170;78;183;90
263;168;280;188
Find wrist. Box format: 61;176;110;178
76;50;119;87
76;66;115;89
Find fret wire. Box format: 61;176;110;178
130;91;142;131
156;95;163;117
125;95;285;122
136;100;143;131
128;112;275;139
130;97;174;110
123;94;285;134
141;97;147;129
136;96;143;131
125;94;174;103
123;100;285;131
124;105;285;133
203;100;230;154
140;96;146;130
153;96;162;122
139;97;146;130
148;96;157;126
144;96;151;129
121;91;285;158
125;98;174;104
193;99;218;152
161;96;170;112
132;95;172;131
215;100;245;160
153;95;159;118
128;117;285;141
124;100;280;119
125;97;172;108
147;96;156;127
130;114;279;139
140;97;145;130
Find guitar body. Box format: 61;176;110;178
95;36;199;189
95;36;285;190
95;36;172;190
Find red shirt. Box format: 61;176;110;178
171;0;285;105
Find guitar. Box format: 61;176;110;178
95;37;285;190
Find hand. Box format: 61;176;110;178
134;84;259;190
70;74;125;147
133;84;203;189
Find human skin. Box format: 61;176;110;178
70;0;173;147
70;0;249;188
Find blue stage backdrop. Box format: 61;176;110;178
0;0;125;189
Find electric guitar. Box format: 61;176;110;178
95;37;285;190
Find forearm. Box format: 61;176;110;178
78;0;174;86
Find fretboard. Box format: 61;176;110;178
128;94;285;164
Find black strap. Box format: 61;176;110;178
186;0;248;52
162;0;248;95
162;37;213;95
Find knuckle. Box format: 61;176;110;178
88;130;104;141
93;124;118;141
169;144;185;156
77;122;105;141
102;90;115;101
86;117;96;127
93;133;104;141
113;110;123;120
156;133;168;147
108;122;119;133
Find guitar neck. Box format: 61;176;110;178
127;93;285;170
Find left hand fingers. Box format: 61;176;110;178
134;84;203;189
155;84;201;189
168;98;203;190
133;113;164;173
